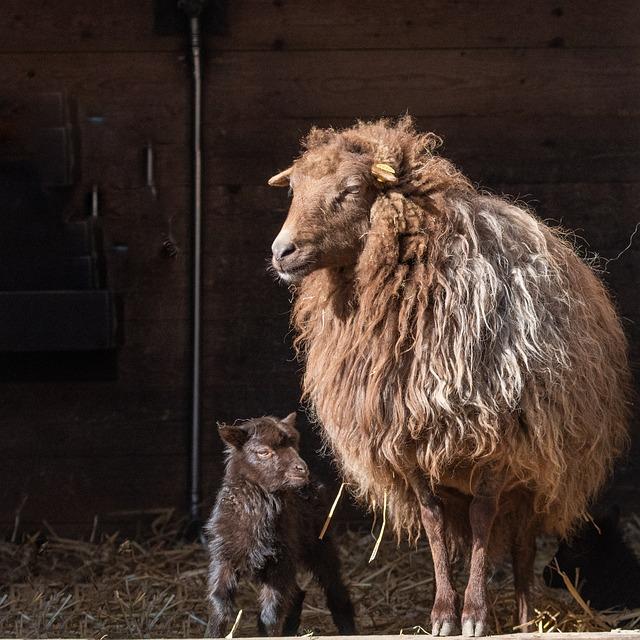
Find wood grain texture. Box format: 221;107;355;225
2;0;640;52
0;0;638;529
0;49;637;121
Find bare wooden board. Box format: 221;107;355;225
2;0;640;51
0;49;638;121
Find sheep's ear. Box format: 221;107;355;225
281;412;297;428
371;162;398;185
268;166;293;187
218;424;249;449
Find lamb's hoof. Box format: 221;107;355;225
462;617;487;637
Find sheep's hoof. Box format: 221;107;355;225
431;596;460;636
461;594;489;637
431;620;459;636
462;617;487;637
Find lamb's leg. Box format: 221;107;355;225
308;537;357;634
512;517;536;632
461;475;503;637
206;562;239;638
258;567;299;636
257;586;304;636
282;586;305;636
411;477;459;637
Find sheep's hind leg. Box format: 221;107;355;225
461;474;503;637
282;587;305;636
308;536;357;634
411;476;460;637
511;512;536;632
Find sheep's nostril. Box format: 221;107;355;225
271;230;298;262
294;463;308;474
272;239;297;261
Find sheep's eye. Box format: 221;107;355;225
335;184;360;204
256;448;273;459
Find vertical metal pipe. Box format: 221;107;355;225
189;13;203;522
91;184;99;218
146;141;157;200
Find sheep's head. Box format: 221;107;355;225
218;413;309;491
269;138;393;283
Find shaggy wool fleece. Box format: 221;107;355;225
286;118;630;544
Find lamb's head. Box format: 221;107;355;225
268;129;397;283
218;413;309;491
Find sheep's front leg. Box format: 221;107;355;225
258;564;300;636
206;561;239;638
462;475;503;637
411;477;459;637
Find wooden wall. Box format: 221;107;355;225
1;0;639;533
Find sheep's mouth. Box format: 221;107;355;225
272;255;317;283
276;263;313;283
284;472;309;486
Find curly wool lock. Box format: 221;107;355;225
280;118;630;544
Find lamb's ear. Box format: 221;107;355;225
218;424;249;449
279;412;300;445
281;412;297;428
268;166;293;187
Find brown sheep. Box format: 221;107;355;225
267;117;630;636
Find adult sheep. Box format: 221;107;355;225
267;117;630;636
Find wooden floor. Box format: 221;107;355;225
3;634;638;640
220;634;640;640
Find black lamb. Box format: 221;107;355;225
205;413;356;637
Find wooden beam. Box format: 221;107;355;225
2;0;640;52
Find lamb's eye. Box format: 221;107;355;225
256;448;273;459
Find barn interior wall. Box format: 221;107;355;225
1;0;639;533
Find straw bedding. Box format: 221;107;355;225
2;509;640;638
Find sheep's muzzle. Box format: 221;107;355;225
271;228;317;283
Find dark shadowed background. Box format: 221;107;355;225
0;0;638;534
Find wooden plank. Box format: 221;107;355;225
0;453;191;529
0;49;637;124
1;381;303;458
71;114;640;188
1;0;640;52
0;92;67;127
76;114;637;188
188;635;639;640
202;49;640;120
2;54;637;189
0;384;188;432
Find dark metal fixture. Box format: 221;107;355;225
179;0;208;523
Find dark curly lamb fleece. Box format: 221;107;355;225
204;413;356;638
